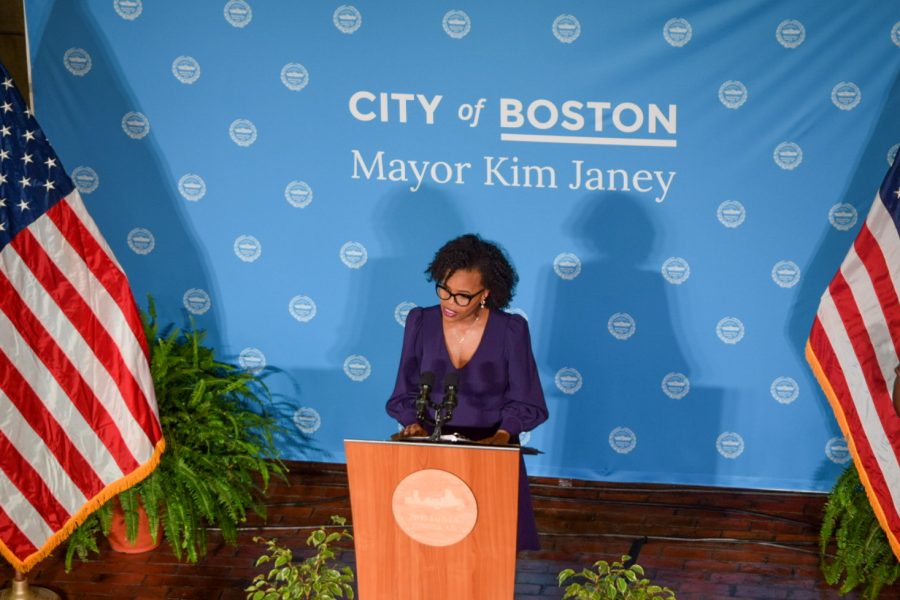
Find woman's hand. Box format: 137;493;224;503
401;423;427;437
477;429;511;445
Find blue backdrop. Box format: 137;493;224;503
23;0;900;491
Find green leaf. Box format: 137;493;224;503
245;518;354;598
66;297;289;571
819;464;900;598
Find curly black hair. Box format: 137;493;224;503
425;234;519;310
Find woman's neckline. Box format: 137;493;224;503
440;306;491;370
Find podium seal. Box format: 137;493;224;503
392;469;477;547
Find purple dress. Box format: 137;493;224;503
386;305;549;551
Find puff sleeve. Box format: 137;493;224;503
385;307;425;426
498;314;548;436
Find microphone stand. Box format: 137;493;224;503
415;372;434;423
428;373;458;441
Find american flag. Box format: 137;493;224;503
0;63;163;572
807;156;900;559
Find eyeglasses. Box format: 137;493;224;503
435;283;485;307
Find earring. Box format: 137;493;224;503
480;298;486;309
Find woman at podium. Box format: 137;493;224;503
386;233;549;551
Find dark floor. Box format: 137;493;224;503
4;461;899;599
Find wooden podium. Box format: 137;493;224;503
344;439;520;600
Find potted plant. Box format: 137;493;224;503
246;515;355;600
65;299;287;569
820;464;900;599
558;555;676;599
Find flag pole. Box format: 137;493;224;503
0;571;60;600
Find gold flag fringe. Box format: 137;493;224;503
0;437;166;573
806;342;900;562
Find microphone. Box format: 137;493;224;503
415;371;434;421
443;372;459;419
429;372;459;441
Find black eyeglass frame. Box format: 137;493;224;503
435;283;486;307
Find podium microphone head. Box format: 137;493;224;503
419;371;435;390
444;371;459;390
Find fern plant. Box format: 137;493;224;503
246;516;355;600
558;555;675;599
65;298;287;569
820;464;900;599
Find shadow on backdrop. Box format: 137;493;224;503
786;69;900;484
30;2;220;345
257;365;331;461
30;1;337;462
539;192;724;483
325;186;467;440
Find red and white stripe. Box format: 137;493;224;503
809;188;900;555
0;189;162;569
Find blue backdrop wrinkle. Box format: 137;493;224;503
24;0;900;491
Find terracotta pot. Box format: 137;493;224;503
107;499;161;554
